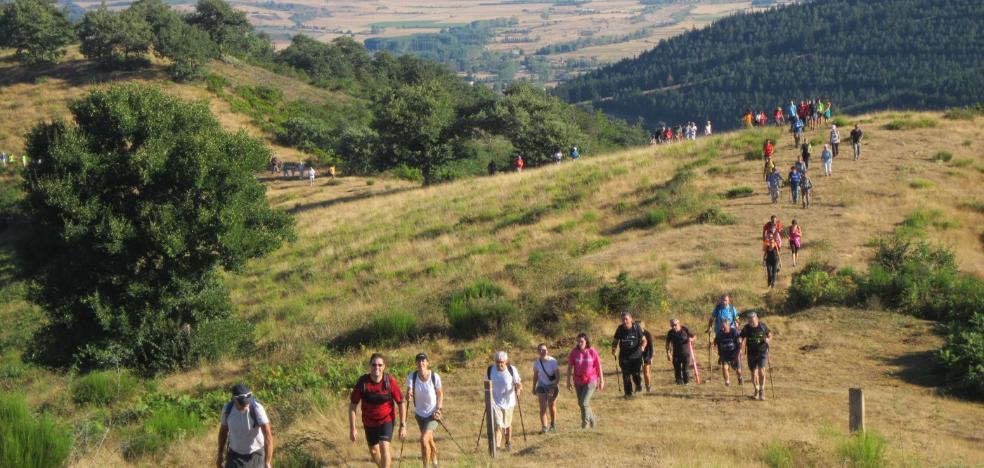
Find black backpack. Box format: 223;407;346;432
487;364;519;382
409;370;439;409
358;374;397;406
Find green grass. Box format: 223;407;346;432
124;403;206;459
724;186;755;198
838;431;887;468
72;370;141;406
763;441;795;468
908;179;934;189
952;158;972;168
932;151;953;162
696;207;737;225
0;395;73;468
943;105;984;120
901;209;957;233
884;117;937;130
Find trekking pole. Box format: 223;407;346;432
515;388;528;443
614;362;622;393
707;332;712;381
473;407;486;452
437;420;467;454
768;354;776;400
398;433;406;468
688;340;702;384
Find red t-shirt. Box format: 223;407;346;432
350;374;403;428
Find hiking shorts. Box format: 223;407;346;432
492;406;514;429
364;422;394;446
415;413;438;433
535;384;559;400
719;354;741;370
747;352;768;370
643;355;654;365
225;448;265;468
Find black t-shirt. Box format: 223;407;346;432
642;330;654;358
740;323;771;356
715;328;740;357
765;247;780;264
614;323;644;360
850;128;863;143
665;326;693;356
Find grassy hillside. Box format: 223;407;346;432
1;50;983;466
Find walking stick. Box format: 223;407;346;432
768;354;776;400
515;388;528;443
707;332;712;381
437;420;466;454
398;433;406;468
473;407;486;452
688;340;702;384
614;361;622;393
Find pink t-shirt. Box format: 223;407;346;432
567;347;601;386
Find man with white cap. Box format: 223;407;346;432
486;351;522;451
216;383;273;468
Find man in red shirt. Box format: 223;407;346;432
350;353;407;468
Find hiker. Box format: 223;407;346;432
823;99;832;125
21;154;28;167
567;333;604;429
794;157;806;175
763;235;782;288
821;144;833;176
216;383;273;468
704;120;712;136
665;318;695;385
740;312;773;400
570;146;580;161
773;107;784;126
307;165;316;186
532;344;560;433
707;294;740;335
850;124;864;160
487;160;497;175
791;117;804;147
763;155;776;180
767;167;783;204
789;219;802;266
714;321;743;386
406;353;443;468
638;321;655;393
553;150;563;164
0;151;7;167
742;110;753;128
514;155;525;173
800;172;813;208
762;139;775;160
487;351;522;451
800;141;811;170
788;165;802;204
762;215;783;239
611;312;647;398
829;125;841;158
350;353;406;468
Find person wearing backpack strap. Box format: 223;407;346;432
612;312;647;398
714;321;743;386
487;351;522;451
800;172;813;209
531;343;560;433
406;353;443;468
216;383;273;468
665;318;695;385
350;353;406;468
638;321;655;393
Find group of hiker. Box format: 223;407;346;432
650;121;712;144
0;151;31;168
761;214;803;287
762;121;865;207
488;146;580;175
268;157;336;184
754;98;833;130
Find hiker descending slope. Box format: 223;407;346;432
714;321;743;386
567;333;604;429
532;343;560;433
612;312;647;398
707;294;741;336
665;318;695;385
350;353;406;468
740;313;773;401
638;321;656;393
763;233;782;288
487;351;522;451
216;383;274;468
406;353;443;468
788;219;803;267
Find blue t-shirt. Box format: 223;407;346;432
767;172;782;189
711;304;739;332
788;171;801;186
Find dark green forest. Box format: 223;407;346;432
553;0;984;129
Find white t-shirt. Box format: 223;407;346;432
532;357;560;387
220;401;270;455
406;370;443;417
489;365;520;409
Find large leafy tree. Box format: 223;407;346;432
0;0;74;65
187;0;271;59
488;83;585;166
20;85;294;374
372;81;459;185
78;7;153;67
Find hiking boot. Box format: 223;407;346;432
589;416;597;429
738;376;744;386
725;380;731;386
646;386;652;393
549;424;556;433
541;426;548;434
675;379;683;385
758;392;766;401
505;443;512;452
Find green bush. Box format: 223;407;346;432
725;186;755;198
938;312;984;399
696;207;737;225
635;170;707;227
786;263;861;310
388;164;424;183
0;395;73;468
763;441;794;468
943;105;984;120
831;116;850;127
190;318;255;363
884;117;937;130
642;207;669;227
598;272;666;316
279;447;325;468
336;310;417;348
446;296;520;340
72;370;140;406
932;151;953;162
744;150;761;161
125;403;205;459
908;179;934;189
838;431;886;468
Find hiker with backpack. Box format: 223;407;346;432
307;165;316;186
567;333;604;429
788;165;802;204
406;353;443;468
665;318;695;385
791;117;804;147
216;383;273;468
487;351;522;451
788;220;803;266
821;144;833;176
553;150;563;164
707;294;740;336
638;321;656;393
570;146;580;161
350;353;406;468
800;141;812;170
767;167;783;204
763;234;782;288
762;139;775;160
850;124;864;160
714;321;743;386
740;312;773;400
612;312;647;398
830;125;841;158
800;172;813;208
532;344;560;433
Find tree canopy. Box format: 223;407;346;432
20;85;294;374
0;0;74;65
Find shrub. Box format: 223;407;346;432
635;170;707;227
0;395;73;468
279;447;325;468
932;151;953;162
884;117;937;130
763;441;794;468
190;318;255;363
598;272;667;317
831;116;850;127
446;297;520;340
838;431;886;468
725;186;755;198
786;263;861;310
124;403;205;458
908;179;934;189
72;370;140;406
938;312;984;399
744;150;760;161
943;105;984;120
336;310;417;348
696;207;737;225
388;165;424;183
642;207;669;227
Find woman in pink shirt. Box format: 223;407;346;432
788;219;802;267
566;333;604;429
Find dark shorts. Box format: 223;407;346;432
365;422;394;446
535;384;559;400
643;356;653;365
415;414;438;433
747;352;768;370
225;448;265;468
719;354;741;369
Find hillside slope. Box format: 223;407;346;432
553;0;984;130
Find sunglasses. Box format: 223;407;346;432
234;393;252;403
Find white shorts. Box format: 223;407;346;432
492;406;514;429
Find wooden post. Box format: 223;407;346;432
849;388;865;433
484;380;496;458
